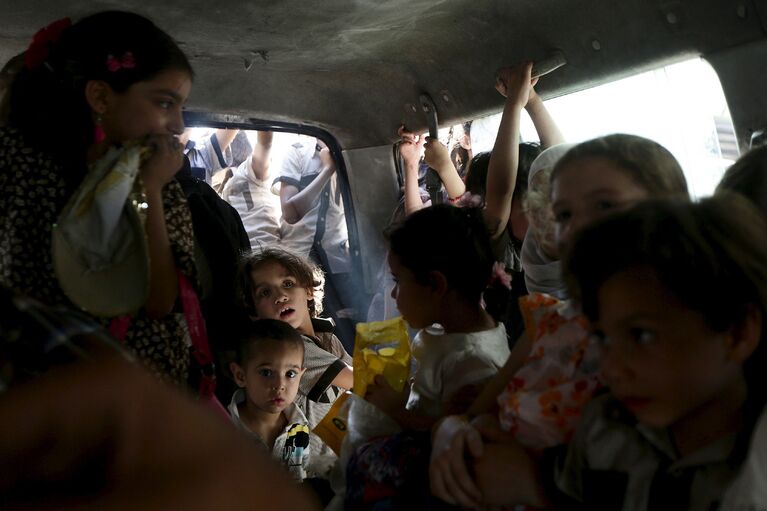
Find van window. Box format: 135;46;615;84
181;126;362;351
466;58;737;198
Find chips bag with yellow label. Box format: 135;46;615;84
312;391;351;455
352;317;411;398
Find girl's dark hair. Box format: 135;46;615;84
239;247;325;317
563;194;767;457
464;152;491;198
464;142;541;203
716;144;767;216
233;319;305;366
451;144;471;178
388;204;494;305
552;134;689;200
7;11;193;191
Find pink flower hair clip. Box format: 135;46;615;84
489;261;512;290
452;191;483;209
106;52;136;72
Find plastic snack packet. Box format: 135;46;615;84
352;317;411;398
313;391;351;455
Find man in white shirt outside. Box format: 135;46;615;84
274;137;358;350
221;131;282;249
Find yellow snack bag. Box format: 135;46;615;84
352;317;411;397
312;391;351;455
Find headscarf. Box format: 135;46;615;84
521;143;575;299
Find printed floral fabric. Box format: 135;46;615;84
345;431;444;510
0;128;196;386
497;292;603;449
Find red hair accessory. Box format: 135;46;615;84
106;52;136;72
489;261;512;290
454;191;483;208
24;17;72;70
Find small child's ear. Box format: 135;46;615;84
728;304;762;364
428;271;449;296
84;80;110;114
230;362;247;387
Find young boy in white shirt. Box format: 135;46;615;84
228;319;311;481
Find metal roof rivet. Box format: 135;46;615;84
737;4;747;19
666;11;679;24
591;39;602;51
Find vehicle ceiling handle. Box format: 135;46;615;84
531;50;567;79
418;93;443;204
419;93;440;139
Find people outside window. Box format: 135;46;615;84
274;136;358;350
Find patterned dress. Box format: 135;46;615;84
497;292;603;449
0;127;197;385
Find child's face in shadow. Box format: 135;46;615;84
551;157;648;253
250;260;314;334
592;266;744;430
388;252;439;330
231;340;305;415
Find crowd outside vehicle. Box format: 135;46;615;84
221;130;283;249
181;127;252;183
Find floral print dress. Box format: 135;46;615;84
0;127;197;386
497;292;603;449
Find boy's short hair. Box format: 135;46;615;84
563;194;767;454
239;247;325;317
233;319;305;366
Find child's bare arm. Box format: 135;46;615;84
484;63;536;239
443;382;484;416
526;92;565;148
331;365;353;390
280;146;336;224
424;137;466;200
365;375;436;430
467;332;532;417
249;130;273;181
399;127;427;215
473;439;551;508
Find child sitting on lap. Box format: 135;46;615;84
228;319;310;481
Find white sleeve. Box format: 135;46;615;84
276;145;305;187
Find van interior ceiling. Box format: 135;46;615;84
1;0;765;150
